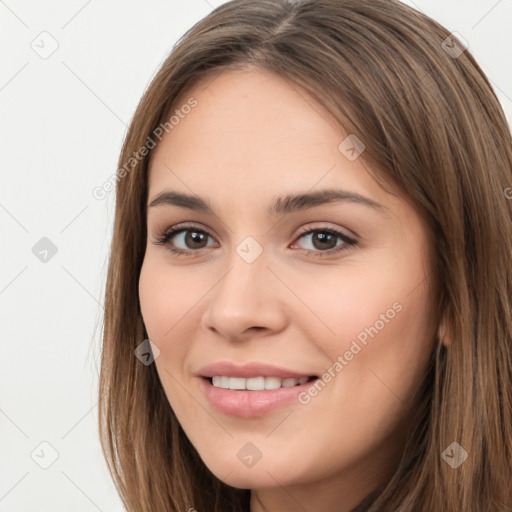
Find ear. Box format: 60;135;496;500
437;315;452;347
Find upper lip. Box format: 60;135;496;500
197;361;318;379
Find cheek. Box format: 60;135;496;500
138;256;202;414
299;250;434;401
139;255;195;340
296;260;415;352
138;256;196;381
138;257;166;339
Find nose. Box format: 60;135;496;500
202;249;288;342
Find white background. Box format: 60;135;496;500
1;0;511;510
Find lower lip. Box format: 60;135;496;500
198;377;318;418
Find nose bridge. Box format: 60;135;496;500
213;238;270;311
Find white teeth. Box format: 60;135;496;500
264;376;282;390
281;378;299;387
228;377;246;390
210;375;312;390
246;377;265;390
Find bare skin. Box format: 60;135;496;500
138;66;438;512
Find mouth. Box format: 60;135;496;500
198;374;320;418
196;361;321;417
203;375;318;391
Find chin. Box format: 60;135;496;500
198;448;304;490
214;468;283;490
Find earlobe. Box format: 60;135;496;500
437;316;451;347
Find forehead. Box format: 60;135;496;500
147;68;396;209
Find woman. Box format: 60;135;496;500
98;0;512;510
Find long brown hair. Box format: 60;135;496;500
98;1;512;510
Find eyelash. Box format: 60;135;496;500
152;222;358;258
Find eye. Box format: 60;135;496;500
152;223;217;256
152;223;358;258
291;226;357;257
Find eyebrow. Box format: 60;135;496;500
147;189;388;216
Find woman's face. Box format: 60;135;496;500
139;67;438;510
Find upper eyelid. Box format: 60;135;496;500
159;221;351;235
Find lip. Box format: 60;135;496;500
196;362;319;418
